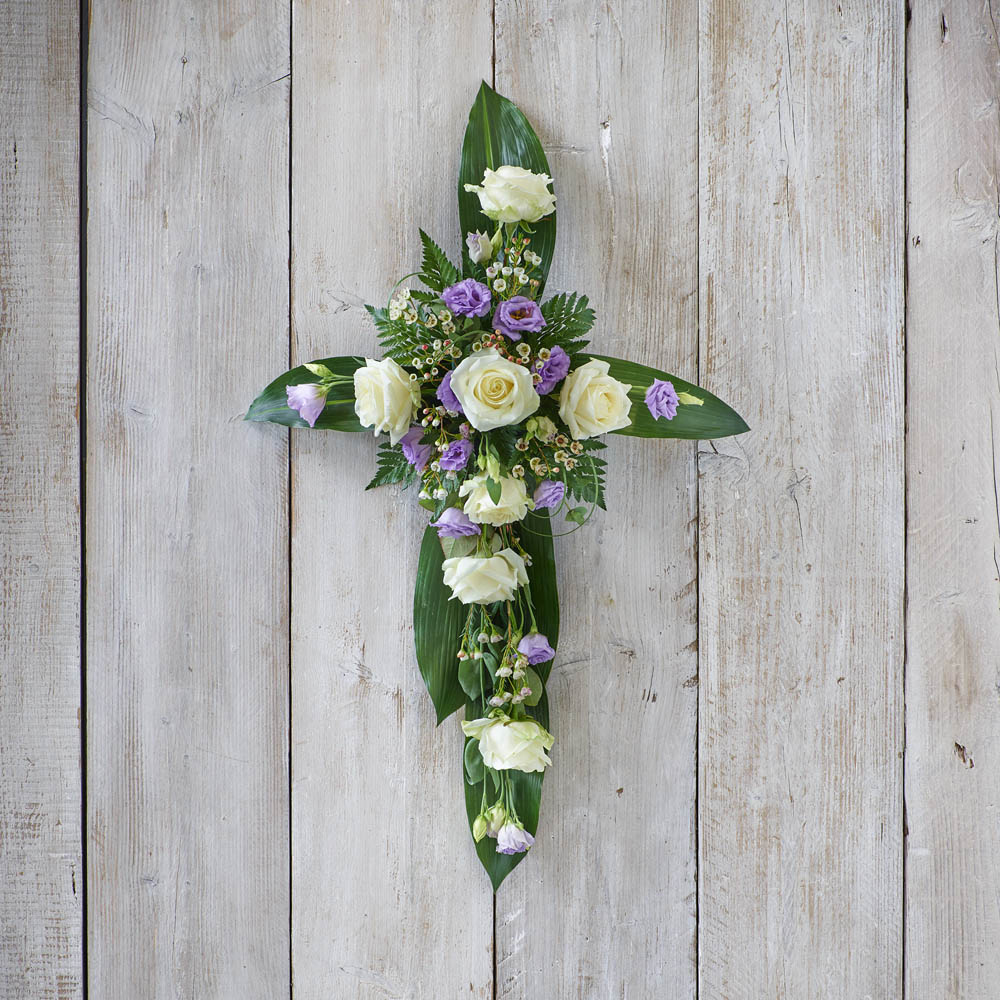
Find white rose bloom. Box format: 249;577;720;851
460;473;531;526
450;348;539;432
442;548;528;605
464;165;556;225
461;714;554;773
353;357;419;445
558;359;633;439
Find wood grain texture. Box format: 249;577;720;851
289;4;494;997
0;3;82;997
697;2;904;997
905;3;1000;996
85;3;290;995
494;2;699;996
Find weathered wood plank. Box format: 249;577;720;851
289;4;494;997
698;2;904;997
494;2;699;996
905;3;1000;996
86;3;290;994
0;3;82;997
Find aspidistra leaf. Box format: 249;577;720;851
585;354;750;440
414;527;468;724
245;356;365;431
458;81;556;295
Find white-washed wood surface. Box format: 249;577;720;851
0;3;82;998
289;4;495;997
905;3;1000;996
698;2;905;997
85;2;290;995
6;1;1000;995
494;2;699;996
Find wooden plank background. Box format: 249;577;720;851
2;1;998;997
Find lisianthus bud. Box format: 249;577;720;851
285;382;329;428
472;813;488;842
466;229;500;265
484;803;507;837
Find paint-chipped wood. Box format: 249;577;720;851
85;3;290;994
0;3;82;997
698;2;905;997
905;3;1000;996
289;4;495;997
493;2;699;996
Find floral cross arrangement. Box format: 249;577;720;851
248;83;748;889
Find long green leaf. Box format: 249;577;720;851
458;81;556;295
245;356;366;431
413;526;468;724
463;510;559;891
585;354;750;440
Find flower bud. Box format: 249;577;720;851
472;813;488;842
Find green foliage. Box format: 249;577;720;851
418;229;461;292
413;528;469;724
245;356;365;430
586;354;750;440
461;512;559;891
464;738;485;785
365;442;417;491
365;305;428;364
537;293;595;358
562;440;607;510
489;425;522;468
458;81;556;295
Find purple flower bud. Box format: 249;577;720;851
645;379;679;421
493;296;546;341
399;426;432;471
436;370;463;414
439;437;473;472
285;382;329;427
431;507;481;539
534;345;570;394
466;231;494;264
442;278;492;318
532;480;565;511
517;631;555;665
496;822;535;855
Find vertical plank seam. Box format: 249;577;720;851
694;0;702;995
79;2;90;996
287;0;295;996
901;1;912;996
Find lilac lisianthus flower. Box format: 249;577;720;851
532;479;565;511
496;822;535;855
517;631;555;665
431;507;481;538
645;379;679;421
399;426;432;471
535;345;570;394
442;278;492;318
286;382;329;427
439;438;473;472
436;370;463;414
494;296;546;341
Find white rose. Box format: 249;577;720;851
450;348;539;432
461;714;554;773
460;473;531;526
442;548;528;605
464;165;556;225
558;359;633;439
353;357;419;445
